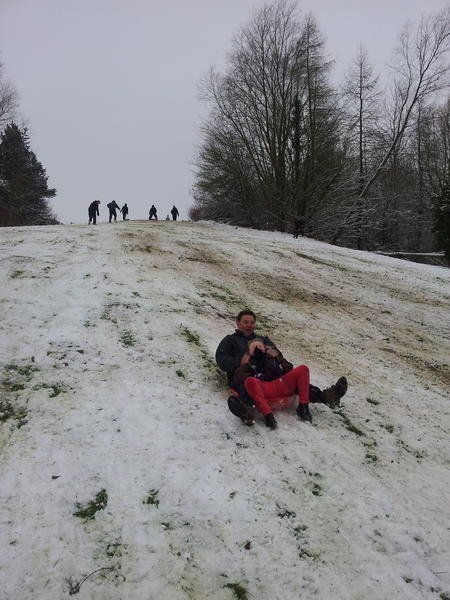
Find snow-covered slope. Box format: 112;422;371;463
1;221;449;600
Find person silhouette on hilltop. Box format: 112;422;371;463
121;203;129;220
107;200;120;223
88;200;100;225
149;205;158;220
171;205;179;221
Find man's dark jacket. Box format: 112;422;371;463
88;201;99;216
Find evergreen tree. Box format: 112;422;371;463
0;123;57;226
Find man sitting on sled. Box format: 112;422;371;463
215;310;347;429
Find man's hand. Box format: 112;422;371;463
241;352;251;365
247;340;265;356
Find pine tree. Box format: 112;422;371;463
0;123;57;226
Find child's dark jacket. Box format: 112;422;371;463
232;354;293;388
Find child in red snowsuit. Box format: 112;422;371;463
244;364;310;416
232;338;312;429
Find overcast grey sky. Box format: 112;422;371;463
0;0;447;224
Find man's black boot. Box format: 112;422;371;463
265;412;278;430
228;396;255;425
296;403;312;422
322;376;348;409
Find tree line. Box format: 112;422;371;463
190;1;450;258
0;61;57;227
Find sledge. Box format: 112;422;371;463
227;388;296;426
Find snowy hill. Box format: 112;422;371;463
1;220;449;600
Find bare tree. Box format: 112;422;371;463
198;0;307;229
0;60;19;131
342;46;381;183
340;47;382;248
359;8;449;199
195;1;344;234
193;114;261;225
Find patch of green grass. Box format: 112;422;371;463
176;370;186;378
179;325;224;388
105;542;122;558
235;442;248;449
180;327;201;345
49;383;65;397
277;506;296;519
101;301;139;322
380;423;394;433
10;383;25;392
311;483;323;496
0;400;27;424
366;397;380;405
293;251;348;271
73;489;108;521
396;439;426;460
120;330;136;347
68;578;80;595
298;547;321;561
51;383;66;397
67;567;114;596
10;270;24;279
337;411;365;436
365;452;378;463
4;363;39;380
252;312;275;333
200;280;248;313
0;400;16;422
208;291;229;302
143;489;159;508
224;582;250;600
37;382;67;397
292;523;320;561
293;524;308;537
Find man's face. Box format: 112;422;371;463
237;315;256;337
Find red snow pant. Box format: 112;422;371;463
244;365;310;417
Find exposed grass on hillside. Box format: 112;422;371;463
180;326;225;388
73;489;108;521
